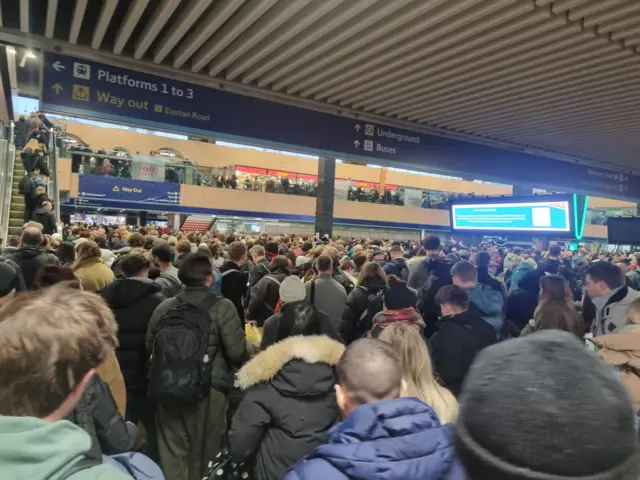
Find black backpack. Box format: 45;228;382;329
18;176;32;195
149;294;218;407
111;253;129;279
417;259;453;337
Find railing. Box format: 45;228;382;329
48;129;61;223
67;150;460;210
0;122;15;242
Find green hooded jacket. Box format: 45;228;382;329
0;416;131;479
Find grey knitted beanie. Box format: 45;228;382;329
455;330;639;479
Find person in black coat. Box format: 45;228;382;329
67;373;139;461
31;200;57;235
220;241;249;326
101;254;164;459
342;262;388;343
505;273;540;333
6;227;59;290
430;285;496;397
229;305;345;480
260;277;342;350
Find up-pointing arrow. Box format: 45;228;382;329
354;124;361;132
52;83;63;94
353;140;360;148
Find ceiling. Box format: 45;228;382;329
1;0;640;171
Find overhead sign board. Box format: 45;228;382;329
41;52;640;200
78;176;180;205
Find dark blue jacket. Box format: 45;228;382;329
384;258;409;281
284;397;466;480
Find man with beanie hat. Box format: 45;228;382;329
455;330;639;480
261;276;340;349
368;277;424;338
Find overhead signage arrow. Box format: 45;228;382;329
353;140;360;148
51;83;63;94
354;124;361;132
53;61;65;71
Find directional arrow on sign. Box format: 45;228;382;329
53;61;65;72
353;140;360;148
52;83;63;94
354;124;361;132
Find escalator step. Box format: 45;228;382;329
9;218;23;227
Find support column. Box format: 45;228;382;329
512;185;533;196
315;156;336;238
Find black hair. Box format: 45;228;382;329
435;284;470;310
474;251;491;268
178;253;213;287
587;261;625;290
151;244;174;263
423;234;441;251
56;242;76;265
94;236;107;249
120;254;151;278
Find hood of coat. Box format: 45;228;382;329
466;284;503;317
439;309;497;345
236;335;345;396
308;397;459;480
0;415;115;480
361;277;388;292
14;245;50;260
102;277;161;308
372;307;425;332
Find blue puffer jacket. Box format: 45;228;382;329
284;398;466;480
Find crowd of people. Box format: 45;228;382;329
0;222;639;480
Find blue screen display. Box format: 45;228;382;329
451;201;571;232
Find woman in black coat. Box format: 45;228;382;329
342;261;388;343
229;304;345;480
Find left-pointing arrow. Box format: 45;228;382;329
53;61;65;71
52;83;63;94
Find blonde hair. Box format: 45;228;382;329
626;297;640;326
379;324;458;424
0;285;117;417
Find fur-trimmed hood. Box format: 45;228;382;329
236;335;345;392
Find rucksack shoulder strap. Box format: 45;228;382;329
264;276;282;287
59;456;102;480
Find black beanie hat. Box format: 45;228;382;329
384;283;417;310
455;331;639;480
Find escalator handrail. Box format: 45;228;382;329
0;121;16;243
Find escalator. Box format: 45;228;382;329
0;125;59;240
8;153;24;236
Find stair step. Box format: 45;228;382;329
11;195;25;205
9;218;22;227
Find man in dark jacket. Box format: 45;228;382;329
31;200;57;236
538;243;562;275
146;253;249;480
6;226;59;289
285;338;465;480
431;285;496;397
220;241;249;326
383;245;409;280
407;235;453;338
248;245;270;288
102;254;164;459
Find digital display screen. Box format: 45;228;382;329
451;201;571;233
